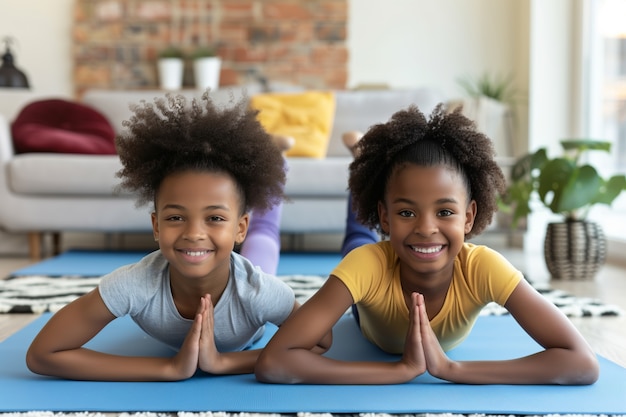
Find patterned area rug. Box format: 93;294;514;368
0;274;623;317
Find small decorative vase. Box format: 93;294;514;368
157;58;184;90
543;220;606;280
193;57;221;91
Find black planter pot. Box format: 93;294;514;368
543;220;607;280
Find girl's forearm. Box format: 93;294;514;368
204;349;260;375
436;348;599;385
200;337;334;376
26;349;193;381
255;348;422;384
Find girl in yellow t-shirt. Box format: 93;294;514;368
256;104;599;385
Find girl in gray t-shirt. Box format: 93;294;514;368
26;93;331;381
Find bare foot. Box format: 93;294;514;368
271;134;296;154
342;131;364;157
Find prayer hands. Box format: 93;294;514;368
197;294;226;374
172;294;224;378
174;295;258;377
403;292;452;379
171;300;204;380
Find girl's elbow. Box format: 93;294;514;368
254;351;281;383
576;353;600;385
562;350;600;385
254;350;299;384
25;347;48;376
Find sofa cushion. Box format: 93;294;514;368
250;91;336;158
326;88;446;157
8;154;129;196
11;99;116;154
7;153;351;198
283;157;351;197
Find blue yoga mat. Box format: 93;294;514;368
1;314;625;414
11;249;342;277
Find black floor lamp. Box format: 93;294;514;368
0;36;30;89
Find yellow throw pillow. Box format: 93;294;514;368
250;91;336;158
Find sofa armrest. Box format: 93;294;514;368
0;113;16;164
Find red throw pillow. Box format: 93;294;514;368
11;98;117;154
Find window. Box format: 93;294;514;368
584;0;626;239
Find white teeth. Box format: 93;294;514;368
184;251;206;257
412;245;442;254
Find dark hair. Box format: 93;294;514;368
348;104;505;239
115;92;286;214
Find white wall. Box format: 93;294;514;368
0;0;74;96
348;0;531;155
348;0;530;96
0;0;74;122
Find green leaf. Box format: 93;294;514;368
560;139;612;153
593;174;626;205
500;180;533;227
530;148;548;172
456;72;518;104
537;158;575;210
159;46;184;58
511;148;547;181
510;153;534;181
191;46;216;59
554;165;602;213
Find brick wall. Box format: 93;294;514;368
73;0;348;95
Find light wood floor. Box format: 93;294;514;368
1;247;625;369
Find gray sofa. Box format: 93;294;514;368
0;86;446;259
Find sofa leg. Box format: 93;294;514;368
28;232;42;261
52;232;61;255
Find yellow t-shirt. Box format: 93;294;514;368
331;241;523;353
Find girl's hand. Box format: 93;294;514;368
197;294;225;374
400;292;427;377
413;292;454;379
169;303;203;380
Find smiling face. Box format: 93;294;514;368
378;163;476;282
151;170;249;285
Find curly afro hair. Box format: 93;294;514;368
349;104;506;239
115;92;286;215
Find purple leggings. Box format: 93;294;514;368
241;193;378;276
239;202;283;275
240;158;286;275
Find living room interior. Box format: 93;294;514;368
1;0;626;413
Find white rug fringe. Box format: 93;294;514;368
2;412;625;417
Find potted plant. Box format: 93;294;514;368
157;46;184;90
501;139;626;280
452;72;522;158
457;72;519;106
191;46;221;91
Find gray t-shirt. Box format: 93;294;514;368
98;250;295;352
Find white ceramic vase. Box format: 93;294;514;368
157;58;184;90
194;57;221;91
